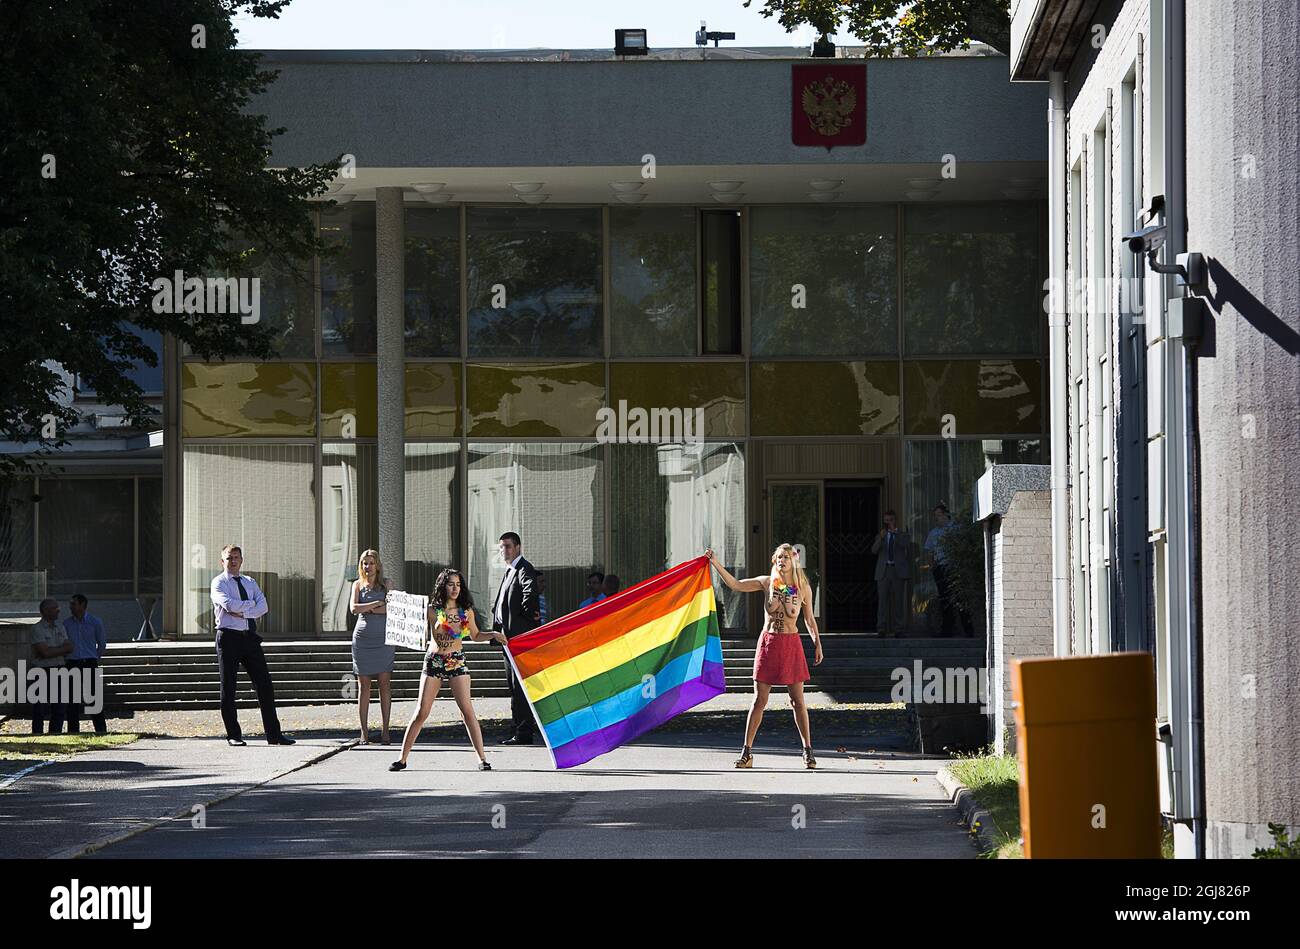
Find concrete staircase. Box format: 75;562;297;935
98;636;986;712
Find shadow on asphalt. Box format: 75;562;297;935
84;781;973;859
132;705;918;752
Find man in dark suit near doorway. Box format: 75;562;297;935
492;532;541;745
871;510;914;637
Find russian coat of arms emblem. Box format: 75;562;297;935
801;74;858;137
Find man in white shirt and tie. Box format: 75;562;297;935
210;544;294;746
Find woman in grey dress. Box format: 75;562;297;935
351;549;396;744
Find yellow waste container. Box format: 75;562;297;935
1012;652;1161;858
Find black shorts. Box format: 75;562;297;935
425;651;468;681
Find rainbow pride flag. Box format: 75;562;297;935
505;556;725;769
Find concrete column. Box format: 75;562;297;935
162;332;182;637
375;187;405;588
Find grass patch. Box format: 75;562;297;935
0;732;140;761
948;748;1022;858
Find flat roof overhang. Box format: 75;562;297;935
1009;0;1104;81
305;162;1046;204
252;53;1046;170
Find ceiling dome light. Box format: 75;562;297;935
412;182;447;194
610;181;646;193
518;193;550;204
510;182;545;194
421;192;455;204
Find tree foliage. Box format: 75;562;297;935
0;0;341;476
744;0;1011;56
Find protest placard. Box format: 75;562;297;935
384;591;428;651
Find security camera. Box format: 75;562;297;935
1122;223;1167;255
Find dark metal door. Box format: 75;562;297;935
824;481;880;632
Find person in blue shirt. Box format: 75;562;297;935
63;594;108;734
576;571;606;610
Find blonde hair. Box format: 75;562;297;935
357;549;386;590
768;543;810;604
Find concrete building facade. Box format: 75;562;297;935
1012;0;1299;857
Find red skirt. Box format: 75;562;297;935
753;631;810;685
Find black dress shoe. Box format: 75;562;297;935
267;735;296;745
499;735;534;746
227;738;247;747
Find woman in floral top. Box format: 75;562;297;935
390;568;507;773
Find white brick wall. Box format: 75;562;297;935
990;490;1055;754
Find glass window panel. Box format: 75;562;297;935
184;237;316;358
37;479;134;595
903;359;1043;435
609;207;696;356
321;444;378;633
751;361;899;435
321;363;377;438
182;362;316;437
182;444;316;636
0;479;36;585
751;206;898;356
903;439;1043;636
770;482;822;617
78;327;166;395
609;362;745;438
467;442;603;619
610;443;747;630
701;210;741;354
243;242;316;358
405;207;461;357
466;208;601;358
903;203;1044;355
405;444;460;598
321;203;378;355
467;363;605;437
405;363;462;437
138;477;164;595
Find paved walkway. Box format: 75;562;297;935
0;698;975;859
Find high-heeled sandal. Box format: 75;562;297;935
802;746;817;769
734;747;753;769
479;760;492;771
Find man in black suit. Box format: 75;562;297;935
492;531;541;745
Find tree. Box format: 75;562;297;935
0;0;341;478
744;0;1011;56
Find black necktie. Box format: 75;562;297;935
234;575;256;634
886;532;895;562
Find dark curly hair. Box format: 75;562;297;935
431;568;475;613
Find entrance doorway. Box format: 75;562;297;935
824;481;880;633
768;479;882;633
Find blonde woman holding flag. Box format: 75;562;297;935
705;543;822;769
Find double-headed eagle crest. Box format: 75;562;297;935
801;74;857;137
